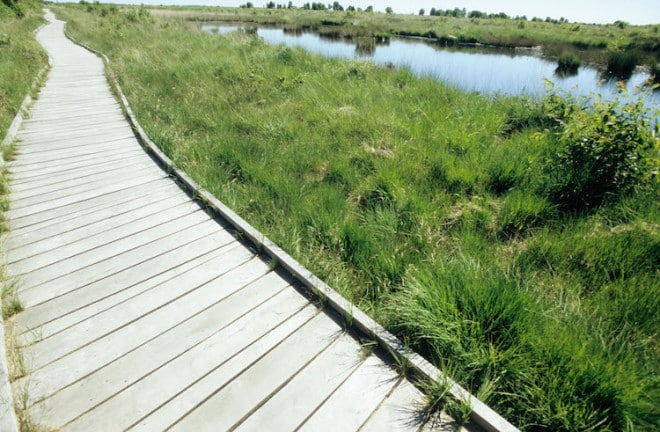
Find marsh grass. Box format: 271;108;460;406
606;50;641;79
54;4;660;430
556;53;581;75
0;0;46;137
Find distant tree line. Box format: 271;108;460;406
239;2;380;12
238;2;574;23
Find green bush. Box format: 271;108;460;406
543;88;657;211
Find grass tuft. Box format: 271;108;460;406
556;53;581;75
606;50;640;79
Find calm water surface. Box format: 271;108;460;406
201;24;659;109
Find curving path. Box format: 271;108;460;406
0;11;480;432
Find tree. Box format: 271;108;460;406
332;1;343;11
288;1;293;8
365;5;373;12
385;6;393;14
266;1;275;8
419;8;424;15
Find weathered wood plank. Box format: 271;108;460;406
10;159;161;202
7;194;190;264
15;221;230;337
21;243;257;373
27;273;297;430
298;355;402;432
6;182;183;250
234;333;365;431
7;177;172;230
12;209;208;289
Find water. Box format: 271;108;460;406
200;23;659;109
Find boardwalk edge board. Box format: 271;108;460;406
0;20;52;432
63;22;519;432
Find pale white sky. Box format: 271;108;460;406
50;0;660;24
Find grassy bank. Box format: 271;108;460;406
149;6;660;67
0;0;46;142
55;4;659;431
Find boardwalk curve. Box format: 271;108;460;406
2;10;516;432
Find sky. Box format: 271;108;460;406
50;0;660;25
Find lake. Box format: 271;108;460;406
201;23;659;110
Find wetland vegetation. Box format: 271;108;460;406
24;3;660;430
151;4;660;70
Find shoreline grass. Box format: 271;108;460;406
54;4;659;431
0;0;47;139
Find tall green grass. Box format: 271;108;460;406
55;4;659;430
0;0;46;140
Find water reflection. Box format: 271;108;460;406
201;23;659;109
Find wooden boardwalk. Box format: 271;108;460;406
0;11;512;432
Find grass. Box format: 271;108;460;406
54;4;660;431
651;63;660;83
149;6;660;67
556;53;581;75
607;50;641;79
0;0;47;140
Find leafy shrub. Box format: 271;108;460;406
543;88;657;211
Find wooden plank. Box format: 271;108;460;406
23;108;124;124
9;201;201;276
12;134;138;163
13;209;208;290
6;182;183;250
7;177;172;230
297;355;401;432
15;256;272;410
21;242;257;373
67;304;319;432
14;219;217;308
10;139;141;169
234;333;365;431
7;194;191;264
6;173;166;220
15;221;230;337
10;159;160;202
27;274;297;430
17;123;130;142
126;306;321;432
9;154;146;191
9;147;146;181
168;311;344;431
359;380;427;432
